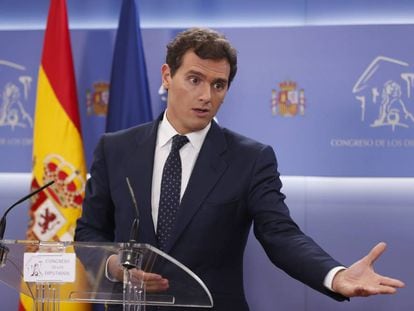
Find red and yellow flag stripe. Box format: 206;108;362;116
19;0;90;310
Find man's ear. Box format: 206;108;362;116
161;64;171;90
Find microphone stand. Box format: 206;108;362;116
0;181;54;267
119;177;145;311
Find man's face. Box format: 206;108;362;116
162;50;230;134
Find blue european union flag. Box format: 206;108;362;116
106;0;152;132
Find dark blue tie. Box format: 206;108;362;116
157;134;189;251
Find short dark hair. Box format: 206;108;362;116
166;28;238;88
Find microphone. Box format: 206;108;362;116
125;177;140;243
120;177;141;269
0;180;54;266
0;180;55;240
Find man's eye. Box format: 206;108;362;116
213;82;225;90
189;77;200;84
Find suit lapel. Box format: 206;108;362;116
166;121;228;253
123;119;160;245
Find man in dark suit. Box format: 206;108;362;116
75;28;404;310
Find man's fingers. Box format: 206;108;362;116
131;270;162;281
380;276;405;289
145;278;169;292
130;270;169;292
354;285;375;297
366;242;387;264
141;271;163;282
353;284;398;297
374;284;399;295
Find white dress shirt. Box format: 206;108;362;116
151;112;210;230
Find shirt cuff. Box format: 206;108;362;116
105;254;120;282
324;266;347;292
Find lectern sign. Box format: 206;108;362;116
23;253;76;283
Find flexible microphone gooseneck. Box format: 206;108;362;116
126;177;140;243
0;180;55;266
120;177;141;270
0;180;55;240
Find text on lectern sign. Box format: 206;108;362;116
23;253;76;283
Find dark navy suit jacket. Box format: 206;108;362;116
75;116;346;310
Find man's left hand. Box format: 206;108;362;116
332;242;405;297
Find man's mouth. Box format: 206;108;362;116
193;108;209;113
192;107;210;118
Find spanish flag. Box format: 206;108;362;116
19;0;90;310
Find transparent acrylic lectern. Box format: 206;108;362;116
0;240;213;310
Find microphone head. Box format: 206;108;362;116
0;218;5;241
129;218;139;243
0;244;9;267
119;246;141;270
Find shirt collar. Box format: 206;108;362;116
158;111;211;151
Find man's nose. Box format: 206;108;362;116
198;83;211;102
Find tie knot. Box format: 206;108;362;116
171;135;189;152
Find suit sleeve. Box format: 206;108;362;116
248;145;347;301
75;135;116;242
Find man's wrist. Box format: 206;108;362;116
105;254;122;282
324;266;347;292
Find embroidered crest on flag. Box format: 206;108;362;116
29;154;85;241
